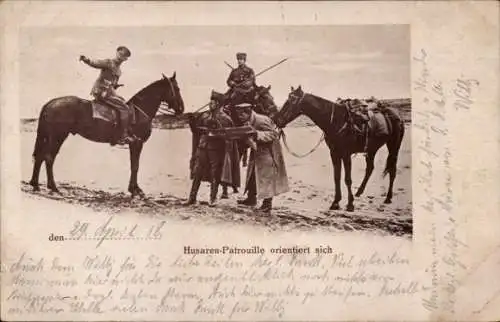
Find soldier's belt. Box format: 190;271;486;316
198;125;256;140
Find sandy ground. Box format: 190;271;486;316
20;124;412;238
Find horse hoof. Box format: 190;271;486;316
220;194;229;199
49;188;61;194
384;199;392;204
330;203;340;210
355;191;362;197
346;205;355;212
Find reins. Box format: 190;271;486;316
279;129;325;158
278;92;336;158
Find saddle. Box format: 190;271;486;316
91;100;136;125
343;101;392;137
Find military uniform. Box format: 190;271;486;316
225;53;256;105
237;109;289;213
81;53;134;143
187;106;234;206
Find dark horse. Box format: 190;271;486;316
274;86;405;211
28;72;185;197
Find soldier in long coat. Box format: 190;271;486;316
185;97;235;206
234;105;289;213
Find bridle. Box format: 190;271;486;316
278;91;328;158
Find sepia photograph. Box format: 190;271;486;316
2;1;498;321
20;25;412;237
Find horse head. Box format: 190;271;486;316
254;85;278;117
274;85;305;128
160;72;185;115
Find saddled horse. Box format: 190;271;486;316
28;72;184;197
274;86;405;211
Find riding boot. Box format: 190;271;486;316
117;111;135;145
260;198;273;213
237;193;257;206
238;169;257;206
209;180;219;207
184;177;201;205
221;184;229;199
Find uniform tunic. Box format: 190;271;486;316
192;110;235;183
226;65;256;93
83;58;129;111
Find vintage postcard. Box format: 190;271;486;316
1;1;499;321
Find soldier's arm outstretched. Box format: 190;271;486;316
79;55;112;69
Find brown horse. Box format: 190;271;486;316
28;72;184;197
274;86;405;211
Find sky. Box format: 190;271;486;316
20;25;409;118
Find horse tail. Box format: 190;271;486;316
32;103;50;161
383;112;405;178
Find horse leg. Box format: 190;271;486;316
343;155;355;212
45;133;69;193
384;145;399;204
29;121;48;191
329;152;342;210
29;157;43;191
355;142;381;197
128;142;145;197
241;148;248;167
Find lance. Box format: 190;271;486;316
193;57;289;113
255;57;288;78
224;61;234;70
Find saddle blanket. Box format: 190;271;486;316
91;101;118;124
368;111;391;137
91;100;136;125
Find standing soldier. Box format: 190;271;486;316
80;46;136;145
185;93;235;207
234;105;289;213
225;52;257;105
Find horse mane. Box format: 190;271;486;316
307;93;340;108
130;79;164;100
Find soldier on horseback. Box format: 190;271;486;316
225;52;257;105
80;46;136;145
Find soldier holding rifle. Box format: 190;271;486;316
185;92;235;207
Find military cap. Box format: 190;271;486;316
236;52;247;60
117;46;131;57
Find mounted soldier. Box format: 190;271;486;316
225;52;257;106
80;46;136;145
